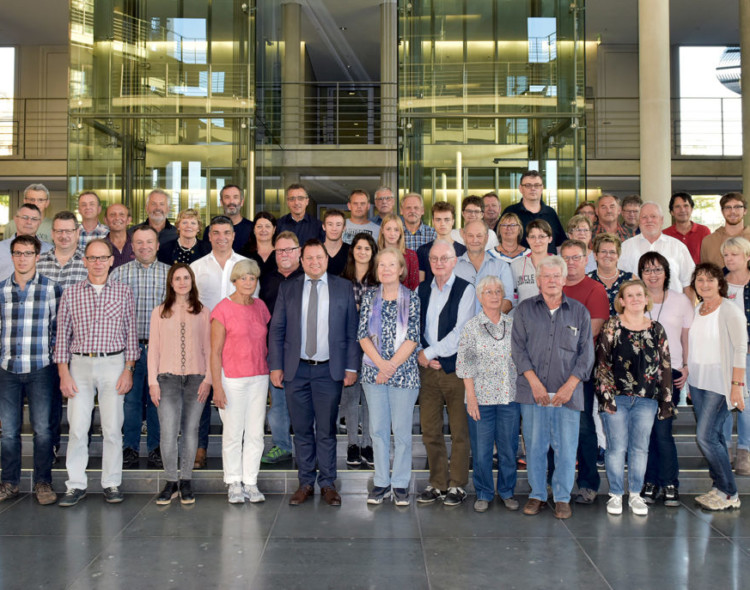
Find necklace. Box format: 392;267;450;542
699;298;721;316
597;269;618;281
647;290;666;323
483;319;506;341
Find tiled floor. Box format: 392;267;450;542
0;492;748;590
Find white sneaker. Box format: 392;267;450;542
228;482;244;504
606;494;623;515
698;491;741;511
629;494;649;516
243;484;265;503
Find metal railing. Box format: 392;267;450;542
0;99;68;160
587;97;742;159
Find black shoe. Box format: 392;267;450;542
641;482;658;505
417;486;445;504
122;447;139;469
179;480;195;505
147;447;163;469
59;488;86;507
443;487;467;506
156;481;179;505
346;444;362;466
663;485;680;507
103;486;124;503
361;445;374;468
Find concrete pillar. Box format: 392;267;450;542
638;0;672;214
281;1;303;146
380;0;399;197
740;0;750;197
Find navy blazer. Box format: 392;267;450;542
268;273;359;382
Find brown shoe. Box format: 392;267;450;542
289;484;315;506
193;448;207;470
321;486;342;506
735;448;750;476
523;498;546;515
33;482;57;505
554;501;572;519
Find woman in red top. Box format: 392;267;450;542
377;214;419;290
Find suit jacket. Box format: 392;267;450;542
268;273;359;382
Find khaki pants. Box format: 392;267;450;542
419;366;469;490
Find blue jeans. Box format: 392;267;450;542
0;365;54;485
123;343;160;452
644;369;680;488
362;383;419;488
721;354;750;451
691;386;737;496
267;382;293;453
601;395;657;495
521;403;580;503
467;402;520;501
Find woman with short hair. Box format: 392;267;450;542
589;233;632;315
210;259;271;504
157;208;211;265
489;212;529;263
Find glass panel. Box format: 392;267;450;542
0;48;15;156
399;0;585;222
68;1;254;222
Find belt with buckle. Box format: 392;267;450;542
300;358;329;365
73;350;125;358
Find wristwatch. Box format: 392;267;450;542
125;365;135;373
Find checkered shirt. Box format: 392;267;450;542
404;223;437;251
37;249;89;291
109;259;169;340
78;222;110;252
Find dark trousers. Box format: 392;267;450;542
644;369;681;488
286;362;342;489
547;377;600;492
0;365;54;485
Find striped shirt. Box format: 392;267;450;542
109;259;170;340
78;222;109;252
0;272;62;373
37;249;88;291
54;279;139;364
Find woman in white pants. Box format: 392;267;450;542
210;259;271;504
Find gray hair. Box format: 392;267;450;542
401;192;424;205
24;183;49;199
476;275;505;299
639;201;664;217
374;186;394;199
536;255;568;280
721;236;750;258
230;259;260;282
429;238;454;256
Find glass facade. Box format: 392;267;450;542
398;0;586;223
68;0;254;223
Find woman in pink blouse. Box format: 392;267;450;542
148;263;212;505
210;259;271;504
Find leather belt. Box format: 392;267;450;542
300;358;329;365
72;350;125;358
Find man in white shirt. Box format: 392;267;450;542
618;202;695;295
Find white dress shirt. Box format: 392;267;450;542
190;251;251;311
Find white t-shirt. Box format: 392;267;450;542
342;220;380;245
688;307;724;392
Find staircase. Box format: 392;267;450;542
7;404;750;495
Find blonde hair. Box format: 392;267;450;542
377;214;406;252
230;259;260;282
176;208;203;234
614;279;653;314
375;247;407;282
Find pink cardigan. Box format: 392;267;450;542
148;304;212;386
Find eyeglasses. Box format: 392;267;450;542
84;255;113;262
375;196;394;202
527;234;550;240
521;183;544;189
463;208;482;215
11;251;36;258
16;215;41;222
276;247;300;255
562;255;585;263
24;198;48;204
723;204;746;212
597;249;618;257
571;227;591;234
641;267;664;275
499;223;519;229
52;229;77;235
428;255;455;264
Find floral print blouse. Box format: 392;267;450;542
357;288;421;389
595;316;674;419
456;311;517;405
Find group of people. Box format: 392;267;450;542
0;175;747;517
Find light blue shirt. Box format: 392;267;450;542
423;273;476;361
300;272;330;362
453;252;515;314
0;236;53;282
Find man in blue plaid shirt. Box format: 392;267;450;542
0;235;62;506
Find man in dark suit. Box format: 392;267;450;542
268;239;359;506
